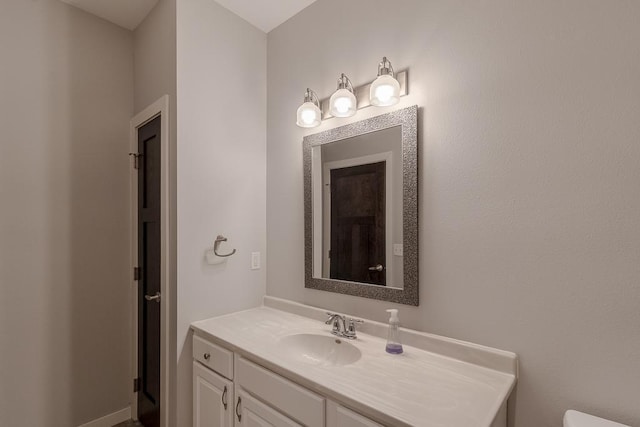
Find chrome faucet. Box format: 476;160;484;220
325;312;346;335
325;312;364;339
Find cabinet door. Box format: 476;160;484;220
234;390;302;427
194;361;234;427
326;400;383;427
235;355;324;427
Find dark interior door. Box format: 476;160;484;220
137;116;161;427
330;161;386;285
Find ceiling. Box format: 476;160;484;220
213;0;317;33
59;0;160;31
59;0;317;33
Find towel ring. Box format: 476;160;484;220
214;235;236;257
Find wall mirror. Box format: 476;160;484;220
303;105;418;305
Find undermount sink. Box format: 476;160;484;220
278;333;362;367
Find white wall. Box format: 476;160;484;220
176;0;267;425
0;0;133;425
266;1;640;426
134;0;177;114
133;0;178;424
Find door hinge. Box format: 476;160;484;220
129;152;141;169
133;377;141;392
328;249;331;259
133;267;141;281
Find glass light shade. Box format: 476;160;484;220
370;74;400;107
296;101;321;128
329;88;357;117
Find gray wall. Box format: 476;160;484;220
175;0;267;425
134;3;267;426
0;0;133;425
133;0;178;424
266;1;640;426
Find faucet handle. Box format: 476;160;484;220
344;318;364;338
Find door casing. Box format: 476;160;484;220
321;152;393;283
129;95;171;427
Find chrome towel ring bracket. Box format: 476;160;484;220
214;235;236;257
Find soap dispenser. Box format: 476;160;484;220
385;309;403;354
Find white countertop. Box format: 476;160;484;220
191;303;516;427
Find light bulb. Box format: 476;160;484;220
296;100;321;128
301;109;316;124
370;57;401;107
370;74;400;107
374;84;395;104
334;97;352;114
329;88;357;118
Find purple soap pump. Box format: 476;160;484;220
385;309;404;354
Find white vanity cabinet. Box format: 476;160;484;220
326;401;383;427
193;335;236;427
192;303;517;427
193;335;383;427
193;362;234;427
235;390;301;427
235;355;324;427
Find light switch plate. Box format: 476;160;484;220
251;252;260;270
393;244;403;257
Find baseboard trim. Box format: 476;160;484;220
77;407;131;427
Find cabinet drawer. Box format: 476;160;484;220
237;390;301;427
236;356;324;427
327;400;383;427
193;335;234;380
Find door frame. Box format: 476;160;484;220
319;152;393;283
129;95;171;427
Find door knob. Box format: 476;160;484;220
144;292;161;302
368;264;384;272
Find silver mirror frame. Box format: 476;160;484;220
303;105;418;306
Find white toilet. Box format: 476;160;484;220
564;410;630;427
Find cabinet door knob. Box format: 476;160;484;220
222;386;228;410
235;396;242;422
203;353;210;361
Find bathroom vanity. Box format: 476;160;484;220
190;297;517;427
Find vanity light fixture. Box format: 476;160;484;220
297;59;407;126
370;57;400;107
296;88;322;128
329;73;357;118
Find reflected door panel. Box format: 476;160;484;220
329;162;385;285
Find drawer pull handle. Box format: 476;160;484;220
203;353;210;361
222;385;228;410
235;396;242;422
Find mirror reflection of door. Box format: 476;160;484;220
329;162;386;285
313;125;402;288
